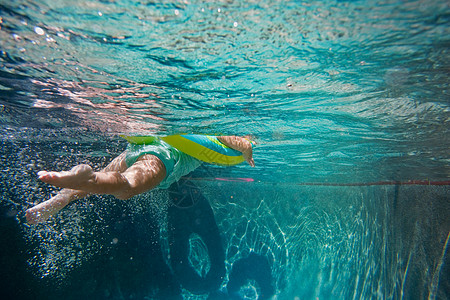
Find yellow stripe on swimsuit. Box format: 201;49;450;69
121;134;248;166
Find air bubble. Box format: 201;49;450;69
34;26;45;35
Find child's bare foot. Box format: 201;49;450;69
25;195;67;224
26;206;47;225
38;164;95;190
26;202;62;225
26;189;87;224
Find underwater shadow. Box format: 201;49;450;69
167;179;276;299
167;179;226;294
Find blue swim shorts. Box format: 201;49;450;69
124;138;202;189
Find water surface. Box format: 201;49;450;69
0;0;449;299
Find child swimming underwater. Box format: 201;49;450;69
26;135;255;224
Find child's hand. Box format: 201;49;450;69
218;135;256;167
243;148;255;167
245;156;255;167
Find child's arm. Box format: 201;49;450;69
217;136;255;167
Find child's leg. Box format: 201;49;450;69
26;152;166;224
36;154;165;199
111;154;166;199
26;152;128;224
26;189;87;224
37;152;129;190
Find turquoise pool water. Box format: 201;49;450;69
0;0;449;299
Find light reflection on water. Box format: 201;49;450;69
204;181;449;299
